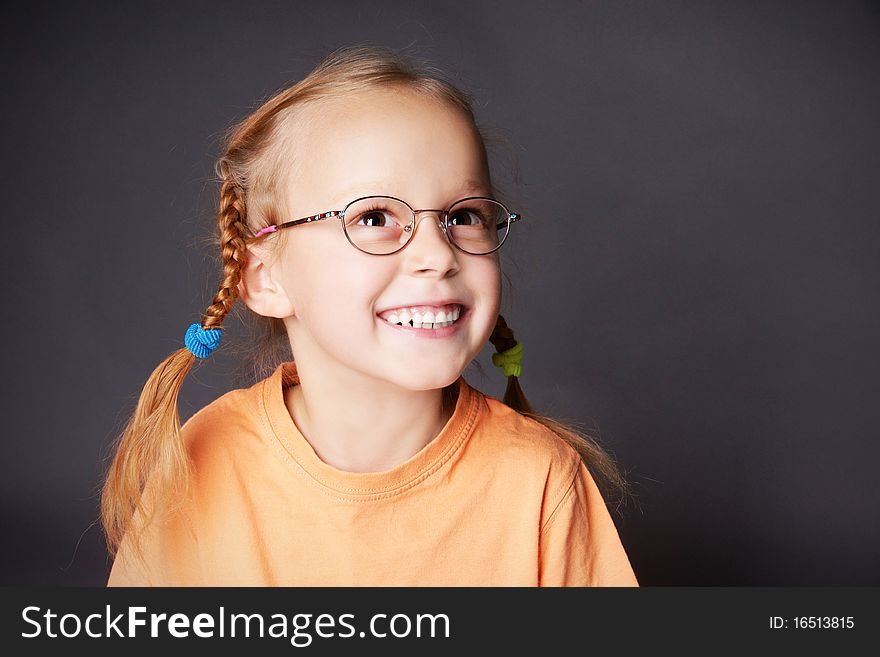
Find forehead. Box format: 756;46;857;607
288;86;490;208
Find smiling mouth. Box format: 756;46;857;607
378;305;468;330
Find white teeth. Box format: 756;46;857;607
386;317;458;329
379;303;461;319
380;304;464;329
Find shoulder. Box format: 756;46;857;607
178;377;267;467
465;386;604;534
469;385;582;491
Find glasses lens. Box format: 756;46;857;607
342;196;512;255
447;198;509;255
343;197;412;255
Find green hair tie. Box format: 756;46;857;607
492;340;524;378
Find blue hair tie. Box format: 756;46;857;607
184;323;223;358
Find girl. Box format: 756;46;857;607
102;45;638;586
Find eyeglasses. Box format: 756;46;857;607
247;195;522;256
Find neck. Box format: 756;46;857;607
284;365;459;474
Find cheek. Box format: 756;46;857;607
472;259;503;303
291;266;366;363
289;243;390;325
278;237;353;317
464;260;502;339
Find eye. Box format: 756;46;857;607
344;198;411;235
448;208;484;227
356;210;396;228
350;201;404;227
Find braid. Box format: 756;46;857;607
202;177;249;330
99;173;254;563
488;313;630;506
489;312;517;352
489;314;533;413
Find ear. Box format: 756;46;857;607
236;243;296;319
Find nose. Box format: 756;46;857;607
401;210;459;269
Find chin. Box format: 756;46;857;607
388;367;463;392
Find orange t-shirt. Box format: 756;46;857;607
108;362;638;586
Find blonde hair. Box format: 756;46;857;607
101;44;631;565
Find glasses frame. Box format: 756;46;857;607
247;194;522;256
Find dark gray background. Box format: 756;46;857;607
2;0;878;585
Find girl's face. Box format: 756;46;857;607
273;86;502;392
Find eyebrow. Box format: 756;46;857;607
458;179;493;197
337;179;492;205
